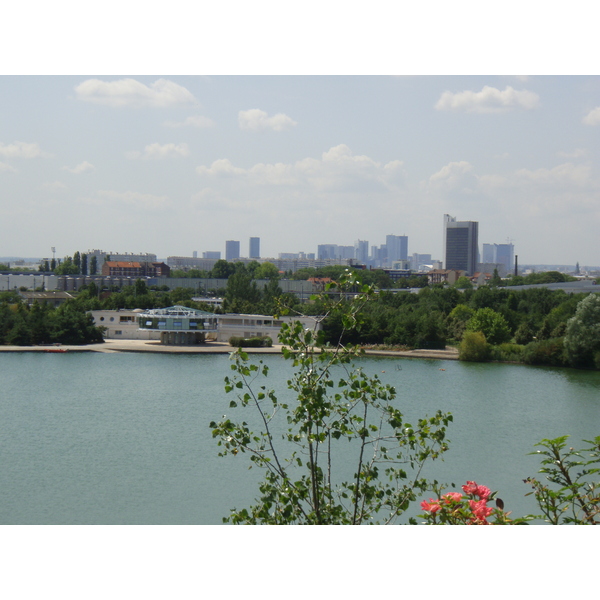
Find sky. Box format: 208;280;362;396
2;75;600;266
2;2;599;268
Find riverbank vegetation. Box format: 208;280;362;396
3;264;600;370
0;291;104;345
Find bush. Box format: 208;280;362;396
228;336;273;348
521;337;567;367
490;343;524;362
459;331;491;362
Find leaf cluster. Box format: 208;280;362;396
210;271;452;524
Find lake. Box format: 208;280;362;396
1;351;599;524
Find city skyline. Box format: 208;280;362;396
2;76;600;265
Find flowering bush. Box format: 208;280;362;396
419;481;521;525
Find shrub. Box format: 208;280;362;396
521;337;567;367
229;336;273;348
459;331;491;362
490;343;524;362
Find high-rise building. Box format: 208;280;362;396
249;237;260;259
483;243;514;273
203;251;221;260
386;235;408;264
444;214;478;275
354;240;369;264
225;240;240;261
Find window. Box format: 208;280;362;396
115;330;122;335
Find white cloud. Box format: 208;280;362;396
74;78;197;108
238;108;297;132
435;86;540;113
126;143;190;160
0;161;17;172
163;115;215;128
429;161;474;185
196;144;404;192
62;161;95;174
0;141;43;158
582;107;600;125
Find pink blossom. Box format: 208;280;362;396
469;499;493;522
420;499;441;513
461;481;491;500
462;481;478;495
442;492;463;503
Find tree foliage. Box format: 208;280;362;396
564;293;600;368
466;307;512;345
210;272;453;524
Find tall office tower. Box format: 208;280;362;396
249;237;260;259
386;235;408;264
444;214;478;275
482;243;514;272
318;244;337;260
192;251;198;259
354;240;369;264
225;240;240;261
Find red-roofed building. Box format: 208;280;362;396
102;261;170;277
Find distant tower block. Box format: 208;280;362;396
225;240;240;261
249;237;260;259
444;214;478;275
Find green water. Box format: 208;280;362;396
1;352;599;524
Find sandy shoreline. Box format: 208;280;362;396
0;339;460;360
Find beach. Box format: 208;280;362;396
0;339;460;359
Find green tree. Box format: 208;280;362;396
453;276;473;289
458;331;490;362
466;307;512;345
255;261;280;280
89;255;98;275
210;272;453;524
211;259;236;279
564;293;600;368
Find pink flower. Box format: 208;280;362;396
469;499;493;522
462;481;478;495
420;499;441;513
442;492;463;503
475;484;491;501
461;481;491;500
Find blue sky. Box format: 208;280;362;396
2;10;599;267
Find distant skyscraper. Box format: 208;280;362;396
444;214;478;275
249;237;260;259
386;235;408;264
203;251;221;260
225;240;240;261
354;240;369;264
483;243;514;272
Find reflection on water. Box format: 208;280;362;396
0;352;598;524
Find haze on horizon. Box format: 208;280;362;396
1;75;599;265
